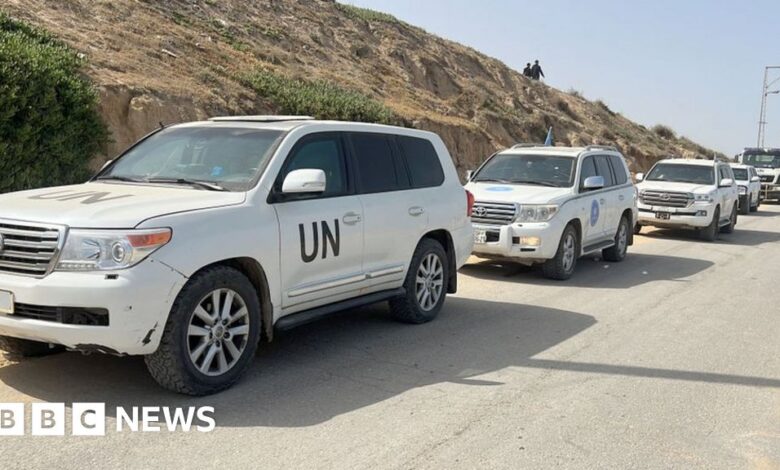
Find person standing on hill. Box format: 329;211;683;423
523;63;533;78
531;60;545;80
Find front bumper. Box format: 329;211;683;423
471;222;564;261
0;258;186;355
761;183;780;200
637;202;714;229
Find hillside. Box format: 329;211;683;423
3;0;718;174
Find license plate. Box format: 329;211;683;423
474;229;487;244
0;290;13;315
655;212;671;220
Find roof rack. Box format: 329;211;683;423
208;115;315;122
584;145;618;152
511;143;543;149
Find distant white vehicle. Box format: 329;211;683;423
465;145;638;280
739;148;780;201
729;163;761;214
635;158;738;241
0;116;473;395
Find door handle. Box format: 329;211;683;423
618;194;625;201
342;212;362;225
599;198;606;205
408;206;425;216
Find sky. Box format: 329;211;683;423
345;0;780;155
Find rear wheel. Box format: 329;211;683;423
0;336;61;359
699;207;720;241
633;223;642;235
603;216;629;262
542;224;579;280
390;238;448;324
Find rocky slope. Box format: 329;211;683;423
4;0;718;173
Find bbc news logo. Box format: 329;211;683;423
0;403;216;435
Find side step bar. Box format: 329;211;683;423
582;239;615;254
274;288;406;331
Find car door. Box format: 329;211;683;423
594;155;619;237
717;164;737;219
607;154;633;224
577;155;607;245
347;132;429;291
272;132;367;312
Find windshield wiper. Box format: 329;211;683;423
95;175;144;183
144;178;227;191
473;178;513;183
510;179;559;187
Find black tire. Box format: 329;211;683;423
739;196;749;215
603;216;630;262
633;223;642;235
145;266;262;396
721;204;737;234
750;195;759;212
389;238;448;324
699;207;720;241
0;336;61;359
542;224;579;280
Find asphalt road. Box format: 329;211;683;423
1;206;779;469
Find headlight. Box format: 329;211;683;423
56;228;172;271
694;192;715;203
738;186;747;194
516;204;558;223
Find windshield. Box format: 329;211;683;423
646;163;714;185
731;168;748;180
100;127;284;191
473;153;575;187
743;153;780;169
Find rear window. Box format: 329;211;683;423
398;136;444;188
350;133;401;194
609;155;629;185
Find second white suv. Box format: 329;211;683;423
0;116;473;395
465;145;638;280
729;163;761;214
635;158;738;241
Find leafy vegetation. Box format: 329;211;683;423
242;68;399;124
0;12;107;192
336;3;401;24
652;124;676;140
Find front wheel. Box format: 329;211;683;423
542;224;579;280
603;216;629;262
390;238;449;324
0;336;61;359
699;207;720;241
145;266;262;396
721;204;737;234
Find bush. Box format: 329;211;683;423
0;12;107;192
652;124;676;140
242;69;399;124
336;4;400;24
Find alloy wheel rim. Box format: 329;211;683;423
617;222;628;254
562;233;576;272
415;253;444;312
187;288;250;377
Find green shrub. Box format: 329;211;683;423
242;69;399;124
652;124;676;140
0;12;107;193
336;4;400;24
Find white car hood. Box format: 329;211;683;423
0;182;246;228
755;168;780;176
465;182;571;204
636;181;713;194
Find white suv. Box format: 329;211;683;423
729;163;761;214
0;116;473;395
635;158;738;241
465;145;638;280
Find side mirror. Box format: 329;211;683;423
635;172;645;182
465;170;474;181
582;175;605;191
751;176;760;182
282;169;326;194
719;178;734;188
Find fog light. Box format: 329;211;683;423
519;236;541;247
696;210;708;216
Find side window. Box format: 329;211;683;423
609;155;628;185
718;165;730;181
579;156;597;189
397;136;445;188
279;134;347;198
595;155;615;187
350;133;401;194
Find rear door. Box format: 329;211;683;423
593;155;618;237
718;164;738;219
607;154;633;226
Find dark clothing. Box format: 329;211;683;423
523;65;533;78
531;63;544;80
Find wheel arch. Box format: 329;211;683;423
419;229;457;294
620;208;634;245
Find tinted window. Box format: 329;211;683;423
646;164;715;185
579;156;597;188
474;153;576;187
282;135;347;197
609;155;628;185
595;155;615;186
398;136;444;188
718;165;732;181
351;133;400;193
731;168;748;180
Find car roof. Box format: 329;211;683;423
729;163;752;169
655;158;719;167
499;146;619;158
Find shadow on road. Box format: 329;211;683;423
0;298;595;427
639;228;780;246
461;253;713;289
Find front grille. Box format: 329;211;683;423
760;175;776;183
640;190;692;208
0;220;64;277
12;304;109;326
472;201;517;225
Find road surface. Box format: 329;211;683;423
1;206;779;469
